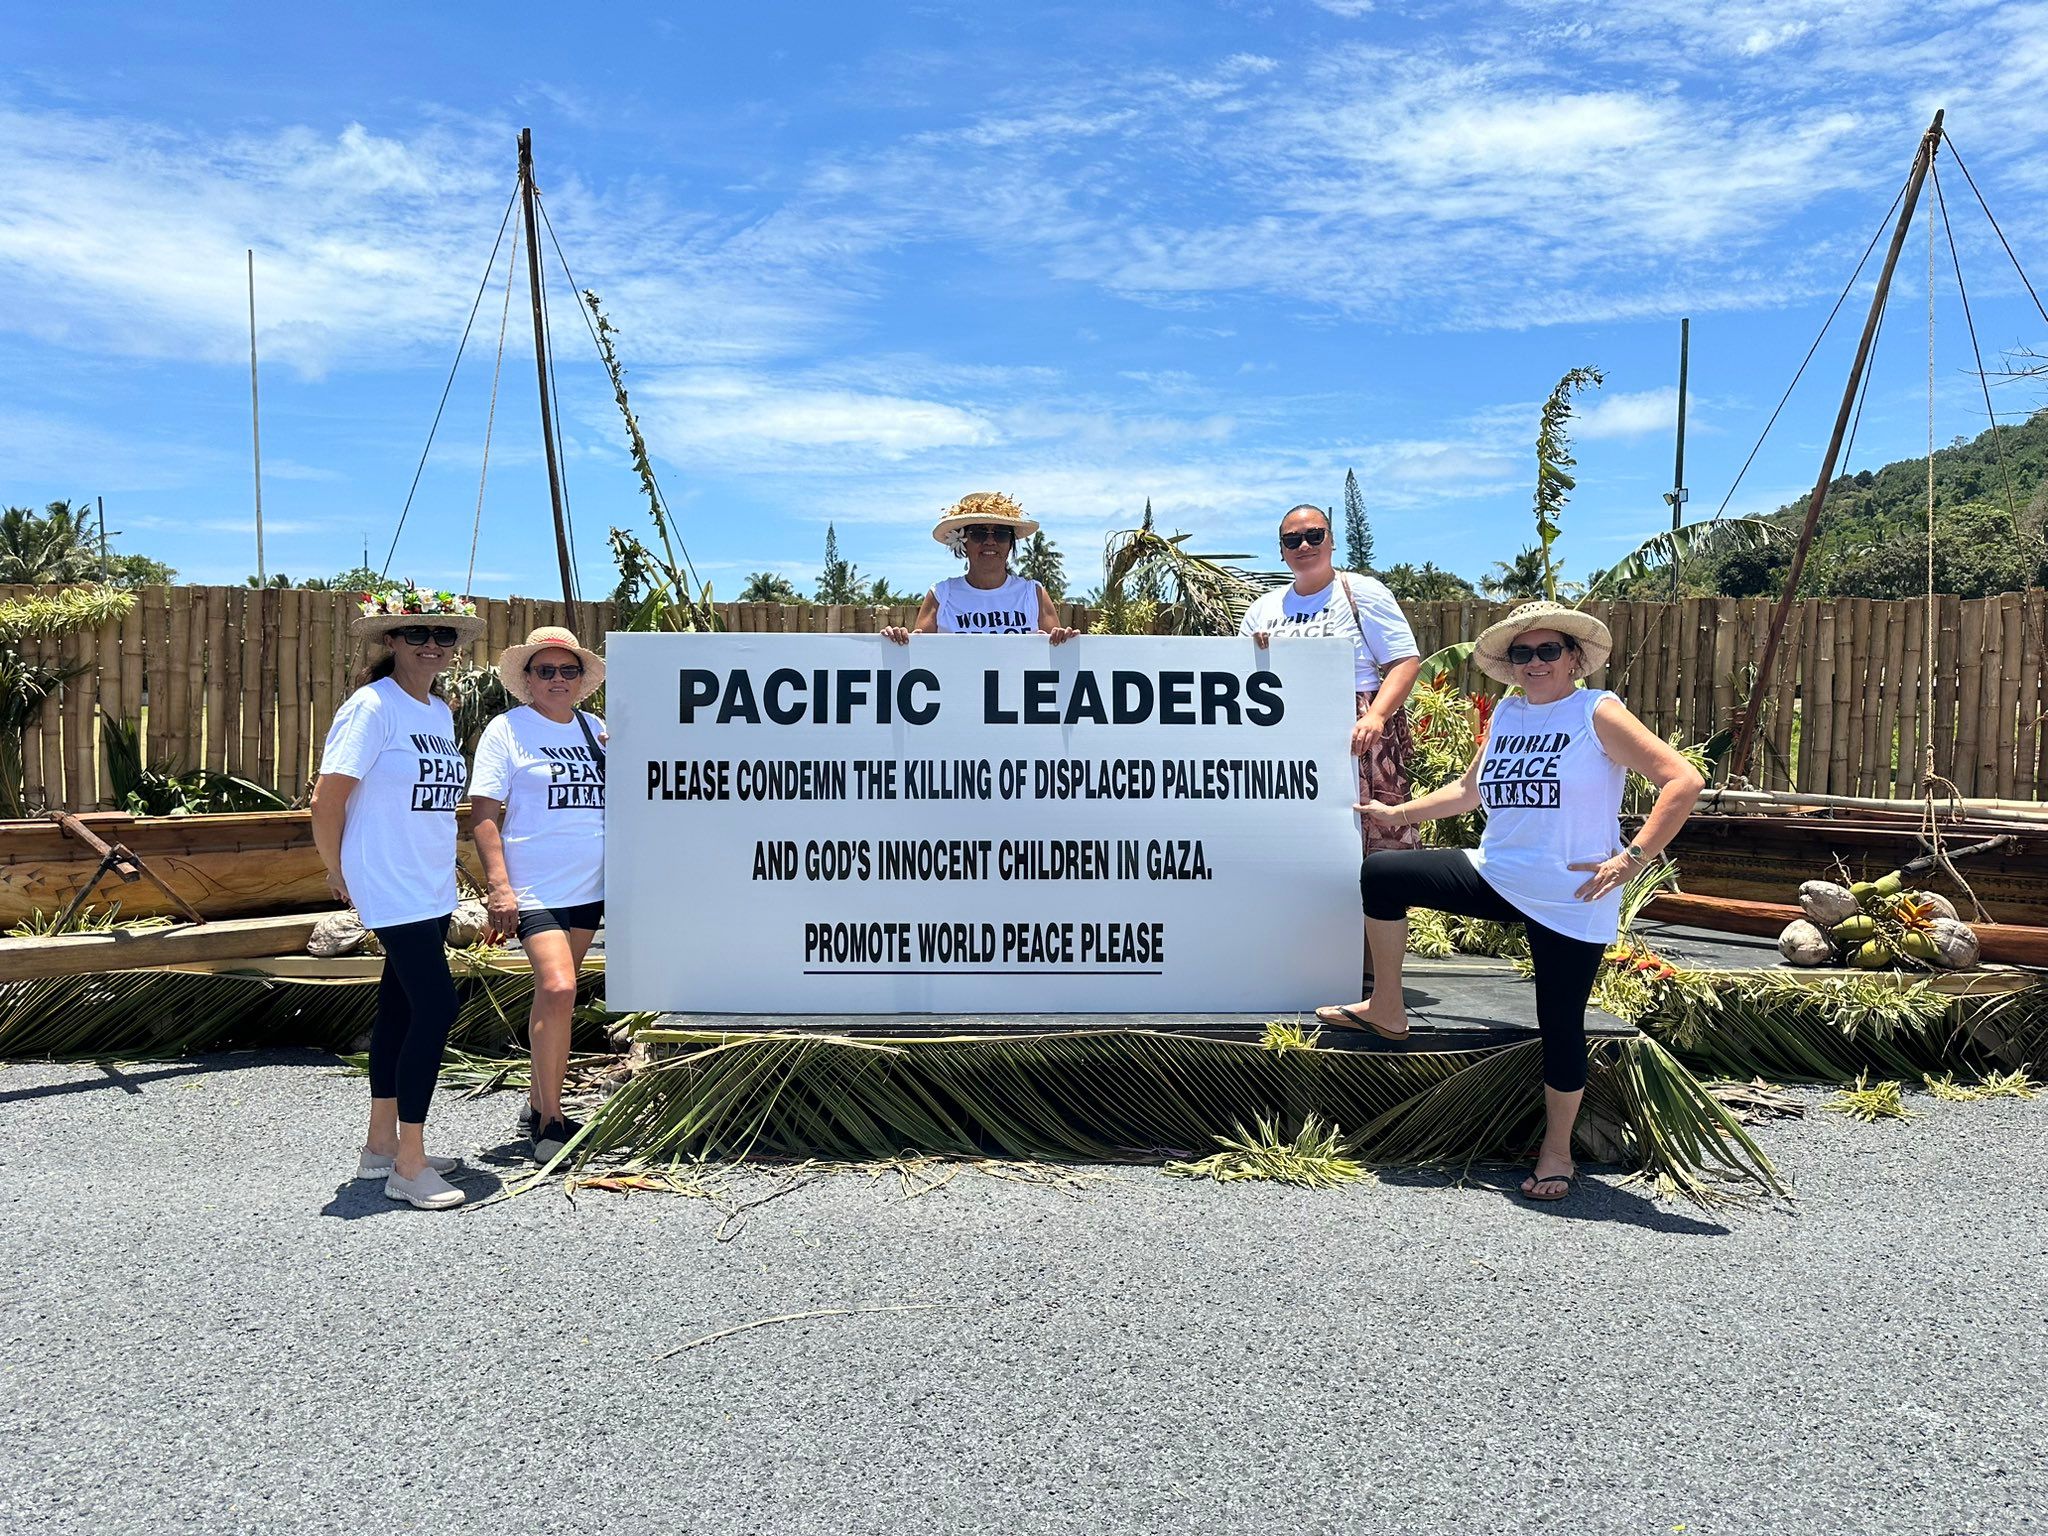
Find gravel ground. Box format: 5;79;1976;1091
2;1050;2044;1536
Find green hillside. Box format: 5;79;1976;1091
1607;406;2048;600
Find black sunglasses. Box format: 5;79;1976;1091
1280;528;1328;550
1506;640;1576;665
394;625;461;647
526;663;584;681
963;525;1015;544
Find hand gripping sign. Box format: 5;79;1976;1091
605;633;1361;1013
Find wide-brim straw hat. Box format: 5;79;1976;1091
498;625;605;705
931;490;1040;547
350;584;486;645
1473;600;1613;685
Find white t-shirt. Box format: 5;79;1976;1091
933;574;1042;634
1466;688;1628;943
469;706;606;910
1238;573;1418;692
317;677;465;930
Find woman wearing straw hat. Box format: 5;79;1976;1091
311;584;485;1211
469;626;607;1164
1313;600;1704;1202
881;491;1080;644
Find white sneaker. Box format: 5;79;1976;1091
384;1166;466;1210
356;1148;461;1181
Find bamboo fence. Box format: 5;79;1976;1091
5;586;2042;809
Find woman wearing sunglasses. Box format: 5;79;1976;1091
1240;504;1423;857
882;491;1079;644
311;585;485;1210
1314;601;1704;1203
468;626;608;1164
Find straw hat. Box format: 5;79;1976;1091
350;582;486;644
498;625;605;705
931;490;1040;549
1473;600;1612;685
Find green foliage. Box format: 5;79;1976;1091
814;523;865;605
1532;367;1604;602
0;501;172;587
736;571;806;604
1479;544;1550;600
864;576;920;606
1092;524;1282;636
1617;408;2048;599
99;714;286;815
1378;561;1476;600
1403;668;1489;850
1164;1113;1370;1188
1015;530;1067;599
1583;518;1777;599
437;661;516;759
0;586;135;815
1342;468;1373;572
109;553;177;587
585;291;717;632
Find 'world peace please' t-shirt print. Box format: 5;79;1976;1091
1478;728;1569;809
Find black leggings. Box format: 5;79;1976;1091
367;915;457;1123
1361;850;1605;1093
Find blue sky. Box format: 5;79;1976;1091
3;1;2045;601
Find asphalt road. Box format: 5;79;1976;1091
2;1050;2043;1536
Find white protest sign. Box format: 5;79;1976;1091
604;634;1362;1013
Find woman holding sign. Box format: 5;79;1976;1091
311;584;484;1211
1241;504;1422;858
470;626;607;1164
882;491;1080;643
1314;601;1704;1203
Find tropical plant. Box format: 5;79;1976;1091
1402;667;1492;851
737;572;806;605
0;585;135;815
98;714;286;815
864;576;920;606
1582;518;1778;600
1342;469;1373;572
439;659;516;759
0;502;101;584
1090;525;1285;636
584;290;718;633
1378;561;1476;600
1163;1113;1370;1188
243;573;292;589
813;524;864;605
1015;530;1067;598
1479;545;1550;600
1531;366;1604;603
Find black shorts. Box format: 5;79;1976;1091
515;900;605;940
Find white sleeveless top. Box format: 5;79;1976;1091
1466;688;1627;943
933;573;1041;634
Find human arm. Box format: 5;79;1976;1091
308;773;356;906
882;592;941;645
1350;654;1421;756
468;797;518;944
1568;696;1707;900
1037;583;1079;645
1239;595;1272;649
1358;742;1483;828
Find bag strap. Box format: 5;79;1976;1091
573;711;605;778
1336;573;1387;668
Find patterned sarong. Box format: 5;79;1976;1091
1356;689;1419;857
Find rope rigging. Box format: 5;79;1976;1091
465;228;521;599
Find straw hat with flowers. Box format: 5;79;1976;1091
351;582;486;645
1472;600;1613;685
497;625;605;705
930;491;1040;551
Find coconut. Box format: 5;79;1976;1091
307;909;370;958
447;898;491;948
1798;880;1861;926
1777;918;1835;967
1913;891;1958;922
1928;916;1980;969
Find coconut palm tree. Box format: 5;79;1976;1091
1479;545;1550;600
1015;531;1067;598
0;502;101;585
737;571;805;604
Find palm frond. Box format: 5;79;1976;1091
1583;518;1778;599
1097;527;1285;636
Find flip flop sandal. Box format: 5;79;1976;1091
1314;1004;1410;1043
1519;1170;1578;1202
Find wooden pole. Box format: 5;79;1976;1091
1727;109;1944;782
248;250;266;586
1667;318;1688;602
518;129;577;610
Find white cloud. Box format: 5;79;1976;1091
1574;387;1682;441
638;372;1000;462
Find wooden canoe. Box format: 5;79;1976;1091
0;809;488;927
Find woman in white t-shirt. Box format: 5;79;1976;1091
1313;602;1705;1203
469;626;607;1164
311;585;485;1212
1241;504;1423;861
882;492;1080;645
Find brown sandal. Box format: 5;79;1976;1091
1314;1004;1409;1042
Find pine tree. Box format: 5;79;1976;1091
1343;469;1373;572
814;523;864;604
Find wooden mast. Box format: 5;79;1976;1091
517;128;578;610
1726;108;1944;784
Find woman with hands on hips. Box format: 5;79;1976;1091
1240;504;1423;858
1314;601;1704;1203
882;492;1080;644
468;626;607;1165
